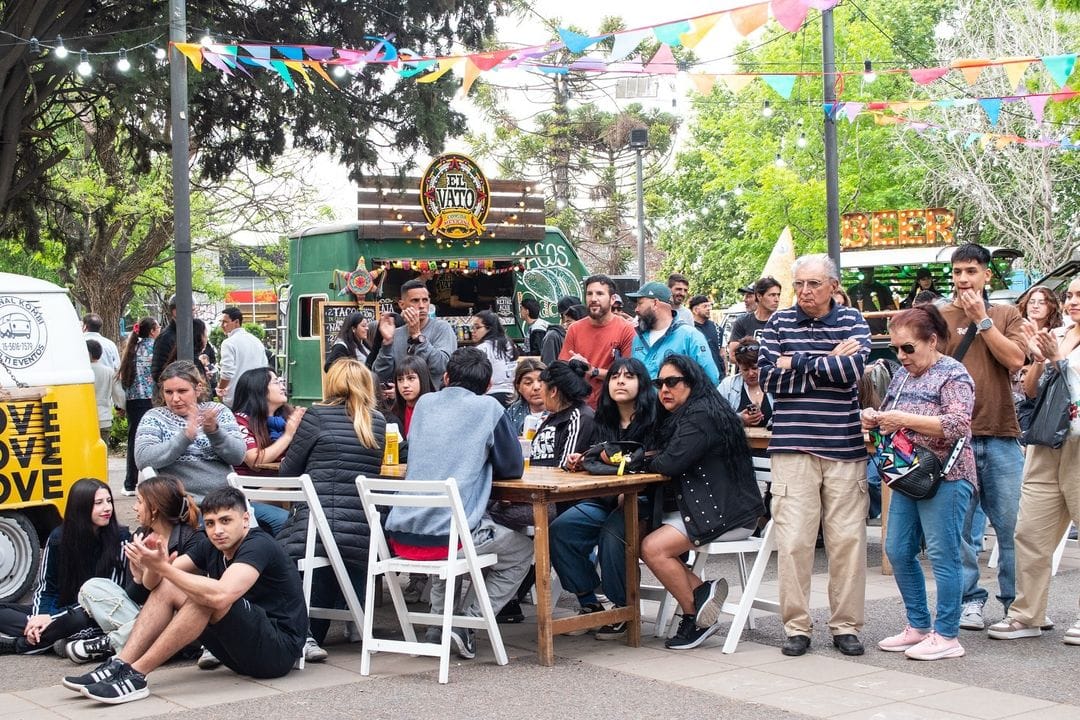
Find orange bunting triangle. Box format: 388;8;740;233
284;61;314;92
906;100;931;111
730;3;769;37
309;62;339;89
174;43;204;71
997;58;1034;91
721;74;755;94
690;73;717;94
460;58;481;96
951;59;988;85
680;13;722;49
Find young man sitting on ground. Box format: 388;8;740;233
63;487;307;704
383;347;534;658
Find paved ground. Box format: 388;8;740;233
2;456;1078;719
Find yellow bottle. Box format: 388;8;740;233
384;423;400;466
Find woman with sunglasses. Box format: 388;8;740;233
862;305;976;660
549;357;659;639
470;310;519;407
718;337;773;428
639;355;763;650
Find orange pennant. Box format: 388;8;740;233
721;74;755;94
730;3;769;37
680;13;722;49
997;58;1034;90
951;58;988;85
460;59;481;96
690;73;717;94
174;43;204;71
309;62;339;89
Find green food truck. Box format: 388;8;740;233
281;155;590;405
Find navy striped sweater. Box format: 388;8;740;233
757;302;871;461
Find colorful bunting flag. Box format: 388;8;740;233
608;29;650;62
1042;53;1077;88
1026;94;1050;123
978;98;1002;125
951;59;986;86
680;13;723;49
644;44;679;75
762;74;797;99
557;28;607;54
730;3;770;37
999;58;1034;91
653;20;691;46
770;0;809;33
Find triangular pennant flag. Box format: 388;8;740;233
721;74;755;93
653;21;690;47
644;44;679;75
979;98;1002;125
202;52;233;76
936;99;956;109
1042;54;1077;88
1052;88;1078;101
771;0;809;33
175;43;204;71
304;46;334;61
842;102;864;122
569;58;607;71
690;73;717;94
909;67;949;84
416;58;460;84
907;100;931;111
309;61;339;89
995;135;1016;149
762;74;796;99
889;102;910;113
608;30;650;62
730;3;770;37
557;28;606;54
470;49;514;71
806;0;841;8
460;59;481;96
275;46;304;61
398;59;436;78
538;66;569;75
823;102;837;118
680;13;722;49
269;60;296;91
997;58;1034;91
241;44;271;59
284;60;315;92
1026;94;1050;123
951;59;987;85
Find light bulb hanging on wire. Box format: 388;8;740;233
153;45;167;61
54;36;69;59
761;100;774;118
76;49;92;76
774;153;786;168
116;48;130;72
863;59;877;84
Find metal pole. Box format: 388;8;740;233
636;148;646;284
822;8;842;270
169;0;193;361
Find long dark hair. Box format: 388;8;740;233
594;357;657;444
539;359;591;408
390;355;433;419
232;367;294;452
57;478;124;607
474;310;518;361
335;311;372;358
658;355;752;468
118;317;157;389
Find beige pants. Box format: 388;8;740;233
770;452;869;637
1007;436;1080;627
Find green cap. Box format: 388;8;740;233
626;281;672;302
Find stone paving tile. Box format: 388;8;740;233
907;687;1057;719
759;682;888;718
251;664;366;692
13;685;85;710
0;709;65;720
684;640;787;667
0;694;44;718
829;701;982;720
755;655;881;683
149;668;280;710
826;669;965;701
51;695;185;720
673;666;812;700
601;653;738;682
1003;704;1080;720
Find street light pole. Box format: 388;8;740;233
822;8;842;270
169;0;193;361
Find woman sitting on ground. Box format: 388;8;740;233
863;305;976;661
718;337;774;428
640;354;763;651
325;311;372;371
549;357;659;639
470;310;520;407
279;359;387;646
529;359;594;469
0;479;129;656
134;360;288;536
55;475;202;665
230;367;306;476
504;358;547;436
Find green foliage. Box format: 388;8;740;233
652;1;946;302
109;414;128;453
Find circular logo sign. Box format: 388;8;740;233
0;295;48;369
419;153;490;240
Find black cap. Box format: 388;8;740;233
557;295;580;315
738;285;755;295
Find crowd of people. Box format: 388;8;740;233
2;245;1077;706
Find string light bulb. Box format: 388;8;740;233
29;37;40;56
761;100;774;118
54;37;68;59
796;132;808;148
76;49;92;76
200;33;214;47
774;153;787;168
116;48;130;72
153;45;167;61
863;59;877;84
332;64;347;78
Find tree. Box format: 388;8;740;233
652;0;948;300
1;0;498;246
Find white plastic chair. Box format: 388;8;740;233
988;522;1074;577
227;473;365;669
355;475;508;684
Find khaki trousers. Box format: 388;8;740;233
1008;435;1080;626
771;452;869;637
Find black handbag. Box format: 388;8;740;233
1023;360;1072;449
581;441;645;475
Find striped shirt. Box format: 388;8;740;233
757;302;871;461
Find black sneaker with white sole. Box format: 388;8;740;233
449;627;476;659
0;634;20;655
81;664;149;704
665;614;720;650
693;579;729;629
595;620;628;641
62;657;126;692
67;635;115;664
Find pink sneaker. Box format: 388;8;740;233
904;632;965;660
877;626;929;652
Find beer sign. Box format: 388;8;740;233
842;208;955;250
419;153;490;240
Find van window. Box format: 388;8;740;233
296;294;327;339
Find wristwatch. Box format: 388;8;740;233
976;317;993;333
407;334;426;345
590;367;600;378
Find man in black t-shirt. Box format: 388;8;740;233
727;276;782;360
64;487;307;705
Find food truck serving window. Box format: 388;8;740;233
373;259;520;320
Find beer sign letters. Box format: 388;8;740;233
841;208;955;250
420;153;491;240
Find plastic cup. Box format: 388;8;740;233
519;438;533;470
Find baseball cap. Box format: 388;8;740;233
612;293;623;306
556;295;580;315
626;281;672;303
738;284;755;295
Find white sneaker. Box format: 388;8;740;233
303;637;328;662
959;600;985;630
987;617;1041;640
197;648;221;670
1064;619;1080;646
877;626;929;652
904;632;965;660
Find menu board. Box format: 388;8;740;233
316;299;394;373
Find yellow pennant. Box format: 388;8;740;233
174;43;204;71
680;13;722;49
997;58;1034;91
721;74;755;94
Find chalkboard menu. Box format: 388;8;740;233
316;299;395;373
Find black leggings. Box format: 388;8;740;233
124;398;153;491
0;603;96;654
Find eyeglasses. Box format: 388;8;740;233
793;279;827;291
889;342;917;354
652;376;687;389
734;344;761;357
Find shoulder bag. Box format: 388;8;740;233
1023;359;1072;448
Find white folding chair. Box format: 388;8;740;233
227;473;365;669
138;466;157;482
988;522;1075;577
355;475;508;684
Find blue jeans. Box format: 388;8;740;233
253;503;289;537
549;501;627;607
886;478;973;638
961;436;1024;609
867;460;882;520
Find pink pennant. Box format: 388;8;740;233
771;0;809;33
644;44;678;75
1026;95;1050;123
908;67;949;85
842;102;864;122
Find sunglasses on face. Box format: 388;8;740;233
889;343;917;354
652;376;687;389
734;344;761;357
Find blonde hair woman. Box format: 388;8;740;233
279;359;387;645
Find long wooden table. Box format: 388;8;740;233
379;463;667;667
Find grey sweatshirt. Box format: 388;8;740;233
371;318;458;389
